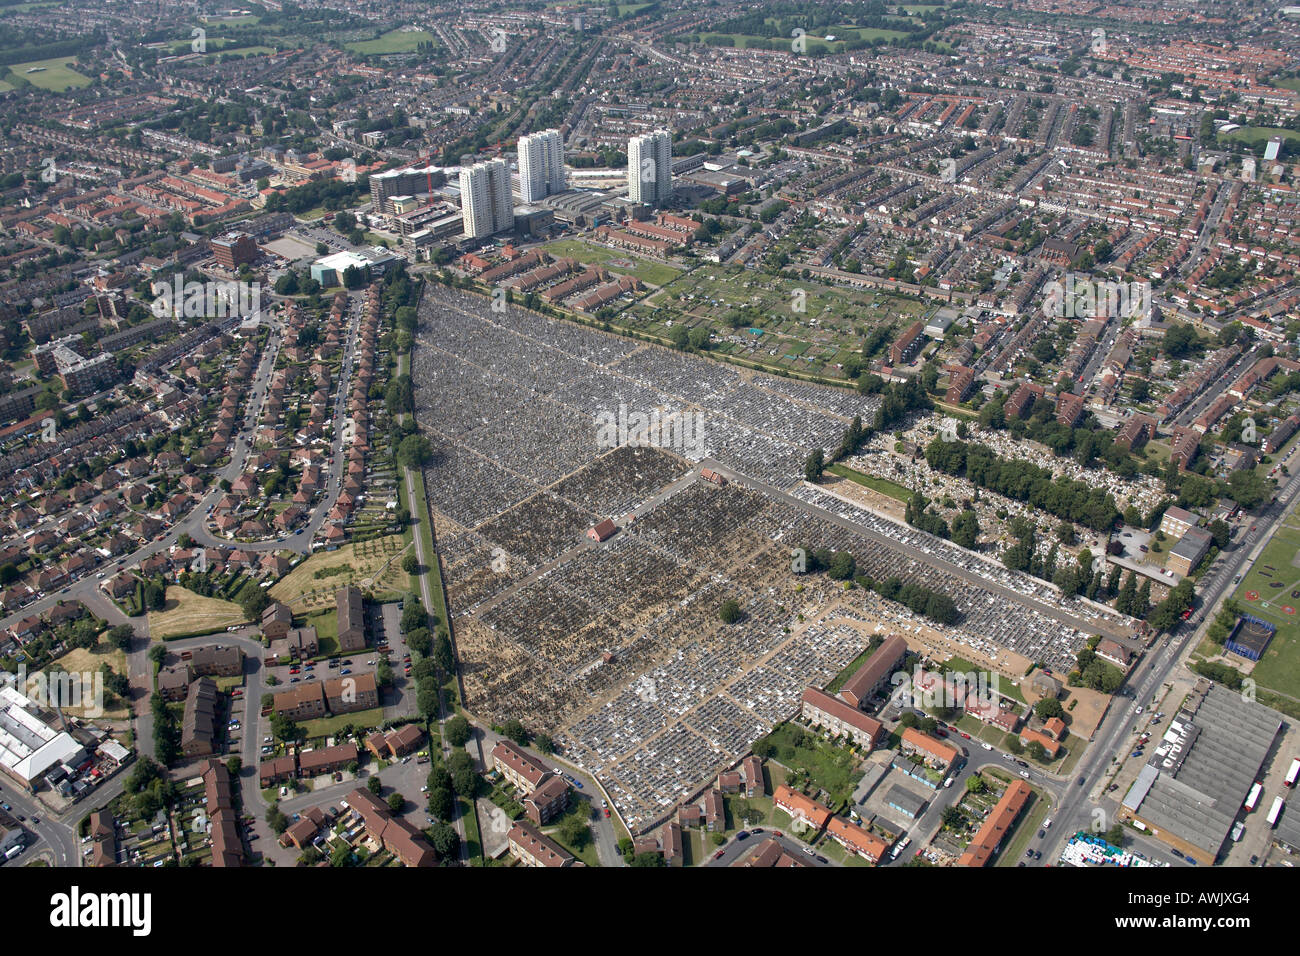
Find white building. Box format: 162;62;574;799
518;129;566;204
460;158;514;238
628;130;673;207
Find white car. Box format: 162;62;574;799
981;742;994;751
1019;770;1031;779
1043;818;1052;829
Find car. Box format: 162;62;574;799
342;659;353;665
802;845;815;855
1015;759;1028;768
279;786;289;797
714;849;725;860
1019;770;1031;779
289;677;300;683
1025;848;1034;858
340;668;351;675
1017;861;1025;867
1135;706;1144;714
261;746;273;755
1034;850;1042;860
1250;855;1259;865
366;659;376;665
981;742;993;751
736;830;749;841
603;807;610;818
1038;830;1046;839
231;689;243;698
960;732;971;739
1043;818;1052;829
30;817;37;825
1002;752;1013;760
1077;776;1087;786
1;804;10;812
1170;849;1184;859
264;736;273;744
753;827;764;834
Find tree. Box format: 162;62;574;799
241;589;270;621
965;775;986;794
367;775;383;796
387;792;406;813
1034;698;1065;720
430;822;459;856
631;851;666;866
502;719;528;745
558;814;591;849
952;510;980;550
1105;823;1126;847
804;448;824;483
396;434;433;469
536;733;555;755
226;756;242;777
1026;740;1047;761
445;715;471;747
402;553;420;575
107;624;134;650
941;806;964;829
719;599;742;624
427;786;454;820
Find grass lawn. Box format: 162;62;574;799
299;706;385;739
39;644;129;719
541;238;683;287
5;56;91;91
760;722;864;808
1218;126;1300;148
1222;510;1300;700
270;534;409;612
346;28;436;55
826;463;912;502
148;586;245;639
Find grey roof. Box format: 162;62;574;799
885;784;928;818
1274;800;1300;851
1123;684;1281;858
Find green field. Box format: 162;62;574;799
5;56;91;91
541;238;683;287
695;26;910;52
826;463;912;502
1218;126;1300;147
346;28;436;55
1226;510;1300;701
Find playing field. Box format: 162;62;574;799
149;586;246;640
6;56;91;91
346;28;436;55
540;238;683;287
1229;511;1300;700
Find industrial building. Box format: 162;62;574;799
1119;681;1283;864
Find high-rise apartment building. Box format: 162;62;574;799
627;130;673;207
518;129;566;203
460;158;514;238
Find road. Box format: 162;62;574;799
1044;457;1300;865
0;291;372;867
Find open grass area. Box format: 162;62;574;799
346;28;436;55
148;586;245;640
760;722;863;809
270;534;409;612
4;55;91;91
300;706;385;739
39;644;129;719
540;238;683;287
1224;509;1300;701
826;463;912;502
1218;126;1300;148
